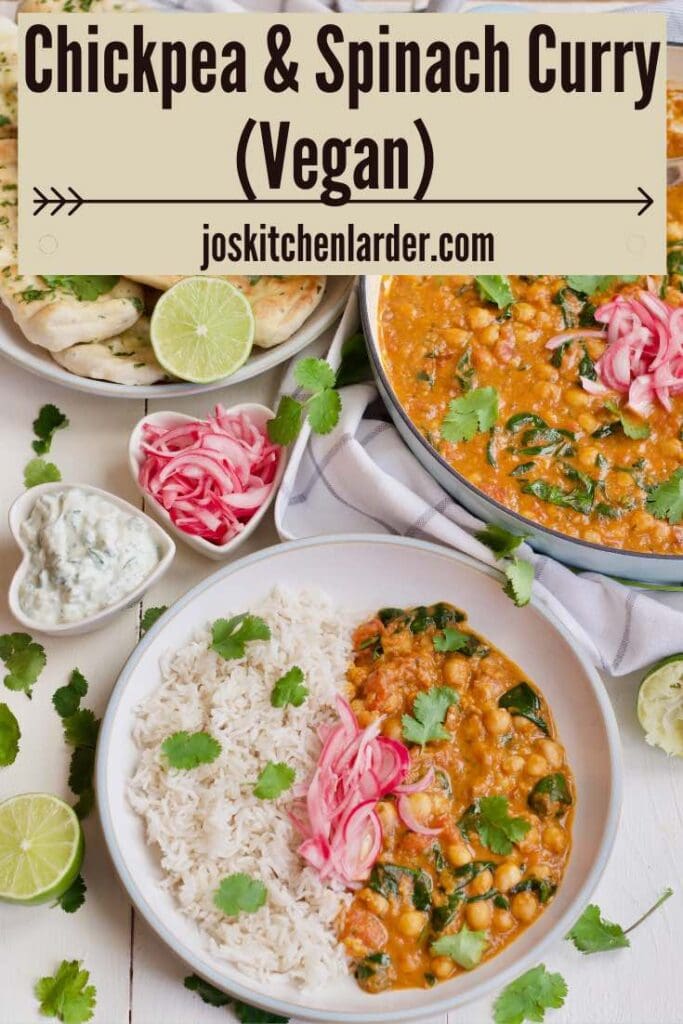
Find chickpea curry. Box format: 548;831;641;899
339;603;574;993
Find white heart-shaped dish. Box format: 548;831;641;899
8;482;176;637
128;404;286;561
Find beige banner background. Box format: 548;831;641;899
18;13;666;274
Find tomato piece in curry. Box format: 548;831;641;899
339;604;574;993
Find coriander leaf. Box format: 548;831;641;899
646;469;683;524
433;627;471;653
430;924;488;970
476;523;525;559
213;873;267;916
233;1000;289;1024
504;558;534;608
271;666;308;708
441;387;499;442
42;275;119;302
161;731;221;771
402;686;458;745
566;275;638;296
35;959;97;1024
267;395;303;446
68;746;95;802
566;904;629;954
461;795;530;855
307;387;342;435
476;275;515;309
0;632;46;697
53;669;88;719
604;400;650;440
140;605;168;635
24;457;61;489
253;761;295;799
567;888;673;954
336;332;371;387
55;875;86;914
63;709;99;749
294;357;336;392
183;974;231;1007
32;404;69;455
210;614;271;661
0;702;20;766
493;964;567;1024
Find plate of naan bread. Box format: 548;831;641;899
0;15;352;398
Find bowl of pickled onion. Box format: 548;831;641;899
128;404;285;560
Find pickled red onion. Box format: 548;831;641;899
138;407;281;545
293;697;441;888
546;290;683;416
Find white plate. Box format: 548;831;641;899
96;535;621;1023
0;276;354;399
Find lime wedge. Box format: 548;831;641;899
0;793;84;904
150;277;255;383
637;654;683;756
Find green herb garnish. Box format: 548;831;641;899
460;795;531;855
253;761;295;799
55;875;86;914
0;632;46;698
41;275;119;301
271;666;308;708
140;605;168;635
476;523;525;559
646;469;683;524
34;959;97;1024
493;964;567;1024
0;702;20;766
441;387;499;442
430;924;487;970
162;731;221;771
566;887;673;954
32;404;69;455
24;457;61;488
210;614;271;660
213;873;267;917
402;687;459;746
498;682;548;733
268;358;341;444
503;558;534;608
476;275;515;309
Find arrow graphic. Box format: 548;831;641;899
32;185;654;217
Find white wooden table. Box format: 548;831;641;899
0;353;681;1024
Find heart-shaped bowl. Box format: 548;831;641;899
8;482;176;637
128;404;286;561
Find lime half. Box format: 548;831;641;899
150;277;255;383
0;793;84;904
637;654;683;757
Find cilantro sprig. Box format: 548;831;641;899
476;275;515;309
210;614;271;661
140;605;168;635
604;400;650;441
32;404;69;455
460;795;531;855
55;875;87;915
0;632;46;698
0;702;20;766
431;924;488;969
41;275;119;302
476;523;525;559
162;731;221;771
253;761;295;799
184;975;289;1021
493;964;567;1024
646;469;683;524
268;358;342;445
271;666;308;708
402;686;458;745
52;669;99;819
24;457;61;489
433;627;471;653
213;873;267;917
441;387;499;442
567;887;673;954
476;526;534;608
34;959;96;1024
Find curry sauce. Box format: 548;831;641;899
339;604;574;992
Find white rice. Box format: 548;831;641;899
128;586;354;989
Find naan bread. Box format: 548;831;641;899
0;271;144;351
127;275;327;348
52;316;167;385
17;0;141;12
0;19;17;139
0;138;17;268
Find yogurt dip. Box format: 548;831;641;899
19;488;161;625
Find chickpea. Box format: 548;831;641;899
503;754;525;774
494;862;523;893
535;738;564;768
662;438;682;458
543;825;567;854
578;412;600;434
480;324;500;346
525;754;548;778
518;826;539;851
632;510;654;533
383;717;403;742
483;707;513;736
467;306;494;330
470;869;494;896
471;740;495;767
583;530;603;544
400;952;423;973
536;363;558;381
407;792;432;823
376;800;398;833
492;909;515;933
511;891;538;923
462;714;484;742
529;863;551;880
443;656;470;688
398;910;428;937
513;302;536;323
565;387;589;408
361;889;389;917
446;843;472;867
471;677;494;701
431;956;456;980
578;446;599;468
513;715;536;734
466;900;493;930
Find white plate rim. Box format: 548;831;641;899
0;276;354;399
95;533;622;1023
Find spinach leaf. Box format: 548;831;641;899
528;773;572;816
506;412;547;433
498;682;548;733
431;889;463;932
369;864;433;910
510;877;557;904
578;345;597;381
475;276;515;309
